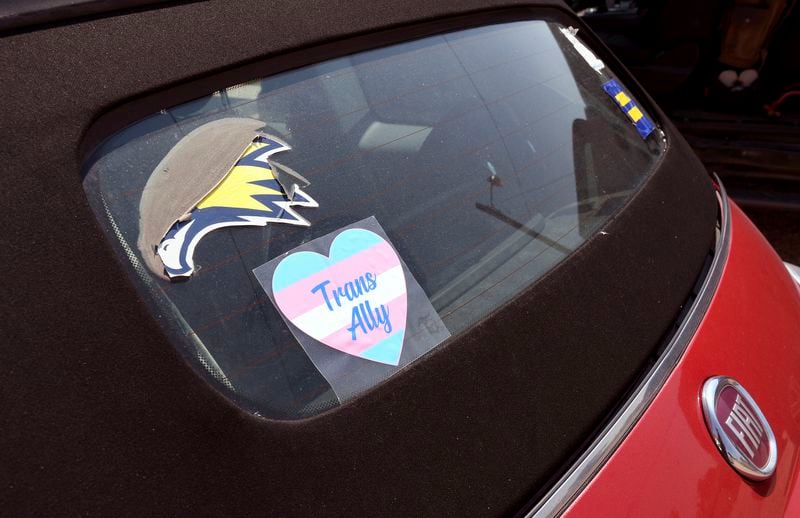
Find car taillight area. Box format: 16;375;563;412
565;201;800;516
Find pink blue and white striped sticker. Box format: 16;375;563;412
271;228;408;365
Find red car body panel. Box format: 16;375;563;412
566;201;800;516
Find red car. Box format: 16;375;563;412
2;0;799;516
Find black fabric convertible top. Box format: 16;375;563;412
0;0;179;33
0;1;716;516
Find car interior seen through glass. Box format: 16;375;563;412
83;19;663;419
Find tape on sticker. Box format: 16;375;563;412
602;78;656;139
139;129;318;280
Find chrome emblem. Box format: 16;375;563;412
701;376;777;481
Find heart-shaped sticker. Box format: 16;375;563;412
271;229;407;365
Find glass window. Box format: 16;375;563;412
83;19;662;419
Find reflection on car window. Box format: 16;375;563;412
84;19;662;419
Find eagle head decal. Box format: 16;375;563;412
137;118;317;280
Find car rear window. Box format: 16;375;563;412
83;19;663;419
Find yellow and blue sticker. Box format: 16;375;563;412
602;79;655;139
156;135;318;279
